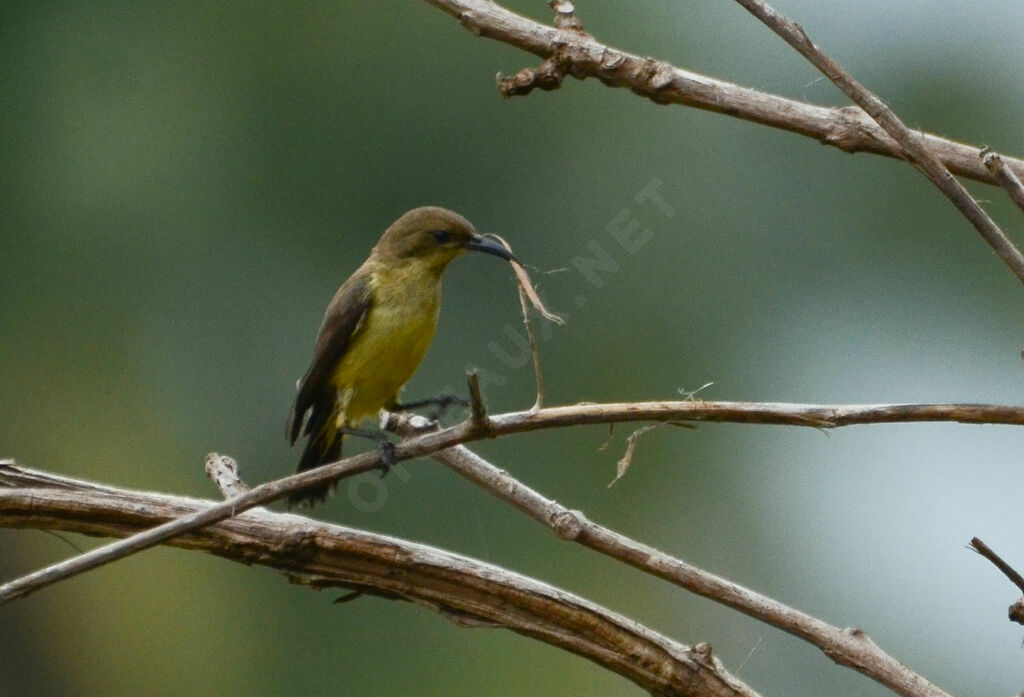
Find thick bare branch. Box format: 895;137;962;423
0;463;757;697
420;0;1024;285
0;422;488;603
386;417;953;697
419;0;1024;187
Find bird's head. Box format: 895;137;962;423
374;206;516;271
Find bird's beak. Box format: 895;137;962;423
465;234;518;263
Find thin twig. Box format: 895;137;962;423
419;0;1024;187
491;231;559;410
3;400;1024;604
383;427;953;697
728;0;1024;284
518;282;546;411
970;537;1024;594
981;147;1024;216
0;463;759;697
969;538;1024;625
465;369;492;434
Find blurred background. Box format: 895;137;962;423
2;1;1024;695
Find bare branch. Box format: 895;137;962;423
0;462;758;697
204;452;250;498
970;537;1024;594
385;426;953;697
981;147;1024;216
0;425;466;604
421;0;1024;285
548;0;582;32
2;400;1024;604
728;0;1024;284
419;0;1024;188
970;537;1024;626
465;369;492;434
486;401;1024;431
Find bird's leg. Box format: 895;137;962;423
338;426;397;478
389;394;469;422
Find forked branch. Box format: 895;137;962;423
387;415;954;697
2;400;1023;605
0;462;757;697
729;0;1024;283
420;0;1024;284
419;0;1024;187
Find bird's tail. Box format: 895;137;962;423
288;425;343;507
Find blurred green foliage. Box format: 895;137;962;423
2;1;1024;695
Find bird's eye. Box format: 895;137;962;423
432;230;452;244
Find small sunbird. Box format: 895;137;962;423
286;206;516;506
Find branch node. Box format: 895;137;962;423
549;508;586;540
277;529;321;562
692;642;714;661
822;105;880;153
456;10;483;36
842;626;870;642
204;453;249;499
548;0;584;32
980;146;1024;215
599;49;625;70
432;0;1024;189
630;57;677;104
466;369;494;437
648;61;676;91
497;57;565;97
1009;600;1024;625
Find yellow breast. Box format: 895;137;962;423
330;262;443;425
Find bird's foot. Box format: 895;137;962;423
391;394;469;422
337;425;397;478
377;439;397;478
426;394;469;422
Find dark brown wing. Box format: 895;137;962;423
286;270;372;444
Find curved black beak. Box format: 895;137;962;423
465;234;518;263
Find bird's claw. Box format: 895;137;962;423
428;394;470;422
377;440;397;478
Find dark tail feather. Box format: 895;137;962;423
288;430;343;507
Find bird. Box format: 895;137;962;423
285;206;516;506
